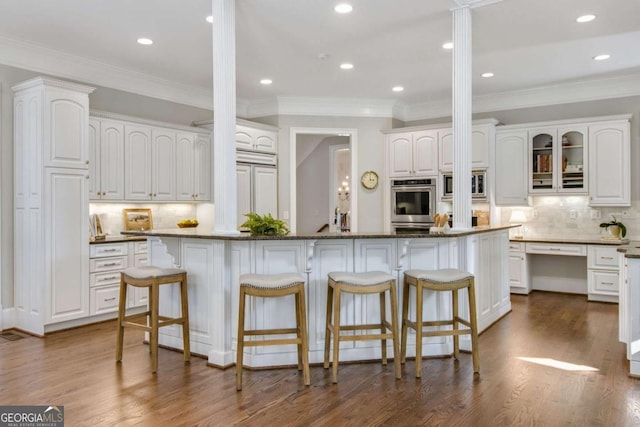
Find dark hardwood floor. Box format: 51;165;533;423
2;292;640;426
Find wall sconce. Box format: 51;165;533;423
509;210;527;239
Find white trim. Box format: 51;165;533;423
290;127;358;234
405;72;640;122
90;110;211;134
496;114;632;132
273;97;398;118
0;35;213;110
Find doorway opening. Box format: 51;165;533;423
290;128;358;234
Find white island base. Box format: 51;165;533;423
131;228;512;369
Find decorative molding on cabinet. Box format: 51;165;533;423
91;110;211;135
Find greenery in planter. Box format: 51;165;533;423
241;212;290;236
599;215;627;238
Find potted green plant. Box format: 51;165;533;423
240;212;290;236
599;215;627;239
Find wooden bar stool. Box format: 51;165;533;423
116;266;190;373
324;271;401;383
400;269;479;378
236;273;310;391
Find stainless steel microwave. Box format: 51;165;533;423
442;171;486;200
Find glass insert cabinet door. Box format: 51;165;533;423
529;127;587;194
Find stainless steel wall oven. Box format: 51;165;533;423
390;178;436;225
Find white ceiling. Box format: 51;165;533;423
1;0;639;119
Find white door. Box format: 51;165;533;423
439;129;453;171
254;129;277;153
88;118;100;199
495;131;529;206
124;124;152;200
194;134;211;201
588;122;630;206
152;129;177;201
388;134;413;177
235;125;254;151
100;120;125;200
176;133;195;201
413;130;438;176
43;89;89;169
236;164;252;229
253;165;278;217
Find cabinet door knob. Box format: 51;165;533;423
85;175;89;179
86;160;90;164
149;193;153;197
153;193;157;197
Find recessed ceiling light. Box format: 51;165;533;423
137;38;153;46
442;42;454;50
340;63;354;70
334;3;353;14
593;54;610;61
576;14;596;23
260;78;273;85
481;72;494;78
206;15;213;23
392;86;404;92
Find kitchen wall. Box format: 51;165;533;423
267;114;394;233
89;203;198;236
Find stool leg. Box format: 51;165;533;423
389;280;401;380
415;282;424;378
115;275;128;363
324;283;334;369
150;283;160;373
297;286;311;386
400;277;410;364
236;287;247;391
331;286;342;383
452;287;460;360
180;276;191;363
380;290;387;365
295;289;303;371
468;279;480;374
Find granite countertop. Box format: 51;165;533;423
90;235;147;244
510;236;630;246
120;224;515;241
616;241;640;258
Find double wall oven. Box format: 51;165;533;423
390;178;436;232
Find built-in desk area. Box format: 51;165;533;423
509;236;627;303
122;226;512;369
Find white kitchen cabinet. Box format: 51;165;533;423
529;126;588;195
236;163;278;228
439;124;491;172
124;125;176;201
89;242;128;316
587;245;620;303
13;77;94;335
588;121;631;207
177;133;211;201
88;118;125;200
494;131;529;206
508;242;530;294
236;123;277;154
387;130;438;177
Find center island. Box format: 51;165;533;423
121;225;513;369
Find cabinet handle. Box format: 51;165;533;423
601;282;614;285
600;256;614;260
103;249;118;252
104;297;117;302
101;276;119;281
102;262;118;267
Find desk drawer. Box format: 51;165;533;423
509;242;525;252
90;256;128;273
90;285;120;315
588;245;620;270
90;271;122;287
90;242;128;258
134;241;148;254
588;270;619;296
526;243;587;257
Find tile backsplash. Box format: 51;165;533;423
499;196;637;239
89;203;197;236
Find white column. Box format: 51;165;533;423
452;5;473;230
212;0;239;234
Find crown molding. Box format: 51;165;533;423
90;109;211;134
0;35;213;110
404;71;640;122
253;96;399;119
11;76;95;94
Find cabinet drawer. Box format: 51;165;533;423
90;256;128;273
90;242;128;257
90;271;122;287
588;245;620;270
509;242;525;252
134;241;148;254
588;270;619;296
134;253;148;267
525;243;586;257
90;285;120;315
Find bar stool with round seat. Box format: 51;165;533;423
324;271;401;383
236;273;310;391
116;266;190;373
400;268;479;378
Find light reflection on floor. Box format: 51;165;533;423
518;356;599;372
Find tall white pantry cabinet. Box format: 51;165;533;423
13;77;95;335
